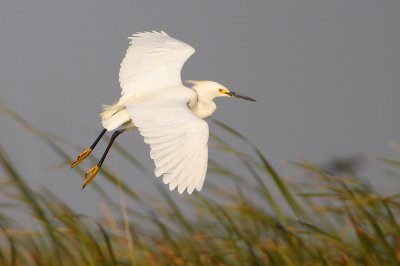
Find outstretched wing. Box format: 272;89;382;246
119;31;195;100
126;91;209;194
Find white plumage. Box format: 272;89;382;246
72;31;255;194
119;31;195;100
127;91;209;194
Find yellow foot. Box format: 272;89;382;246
71;148;93;168
82;165;100;189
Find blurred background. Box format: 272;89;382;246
1;0;399;218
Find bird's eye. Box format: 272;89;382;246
218;89;223;93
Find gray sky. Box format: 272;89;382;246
1;0;399;216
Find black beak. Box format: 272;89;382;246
227;91;256;102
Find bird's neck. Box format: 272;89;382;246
189;95;216;119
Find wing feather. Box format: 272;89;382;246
182;146;202;194
189;147;207;193
126;92;209;194
119;31;195;100
154;143;190;173
194;147;208;192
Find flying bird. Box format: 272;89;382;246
71;31;255;194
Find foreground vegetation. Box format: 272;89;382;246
0;108;399;265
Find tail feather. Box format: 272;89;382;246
100;102;131;131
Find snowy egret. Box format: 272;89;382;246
71;31;255;194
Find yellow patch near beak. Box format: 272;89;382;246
218;88;230;95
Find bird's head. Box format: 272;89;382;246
186;80;256;101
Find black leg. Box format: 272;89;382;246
97;129;124;167
90;129;107;150
71;129;107;168
82;129;124;189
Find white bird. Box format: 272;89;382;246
71;31;255;194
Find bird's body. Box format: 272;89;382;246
72;31;255;194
